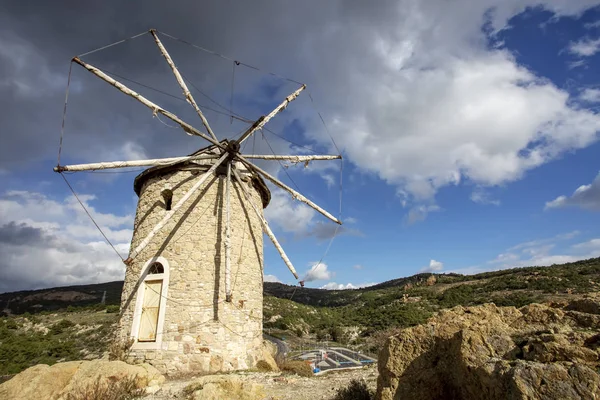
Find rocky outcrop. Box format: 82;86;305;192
0;360;164;400
377;297;600;400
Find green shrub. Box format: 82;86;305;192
105;305;120;314
492;293;539;308
438;285;480;308
50;319;75;335
3;319;19;330
331;379;374;400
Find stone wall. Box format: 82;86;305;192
118;163;267;375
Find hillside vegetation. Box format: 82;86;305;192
1;257;599;375
264;257;600;340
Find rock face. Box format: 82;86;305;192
0;360;164;400
377;298;600;400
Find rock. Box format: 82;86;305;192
0;360;165;400
186;375;266;400
377;301;600;400
256;344;280;372
425;275;437;286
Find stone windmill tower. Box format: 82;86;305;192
54;30;341;374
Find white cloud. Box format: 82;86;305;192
264;188;361;239
420;259;444;273
293;1;600;218
580;88;600;103
505;231;580;252
0;190;132;292
487;231;599;271
406;205;441;225
353;264;363;270
0;190;133;241
264;188;316;234
568;37;600;57
345;217;358;224
303;262;332;282
568;59;587;69
321;173;335;188
572;238;600;250
320;282;376;290
321;282;356;290
545;172;600;211
264;274;281;283
470;188;500;205
585;20;600;29
450;233;600;275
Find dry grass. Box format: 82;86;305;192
64;375;145;400
108;337;135;361
255;360;276;372
330;379;374;400
280;360;313;377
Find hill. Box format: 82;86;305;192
0;257;599;375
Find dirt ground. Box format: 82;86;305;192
148;365;378;400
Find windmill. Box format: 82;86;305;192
54;30;341;374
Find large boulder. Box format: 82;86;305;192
377;300;600;400
0;360;164;400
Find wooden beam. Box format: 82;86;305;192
236;155;342;225
54;154;217;172
150;30;219;143
236;84;306;145
225;161;232;302
124;153;228;265
243;155;341;162
231;167;299;280
72;57;224;150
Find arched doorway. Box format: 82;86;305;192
130;257;170;349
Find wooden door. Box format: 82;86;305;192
138;280;162;342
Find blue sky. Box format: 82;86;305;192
1;1;600;292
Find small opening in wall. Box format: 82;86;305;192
148;262;164;274
161;189;173;211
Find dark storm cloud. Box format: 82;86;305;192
0;1;341;171
0;222;48;246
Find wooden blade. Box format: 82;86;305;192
150;30;219;143
231;167;299;280
72;57;224;150
225;161;232;302
236;84;306;145
54;154;217;172
236;154;342;225
124;153;228;265
243;155;341;161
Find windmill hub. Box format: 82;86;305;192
225;140;241;158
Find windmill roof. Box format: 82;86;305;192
133;140;271;208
